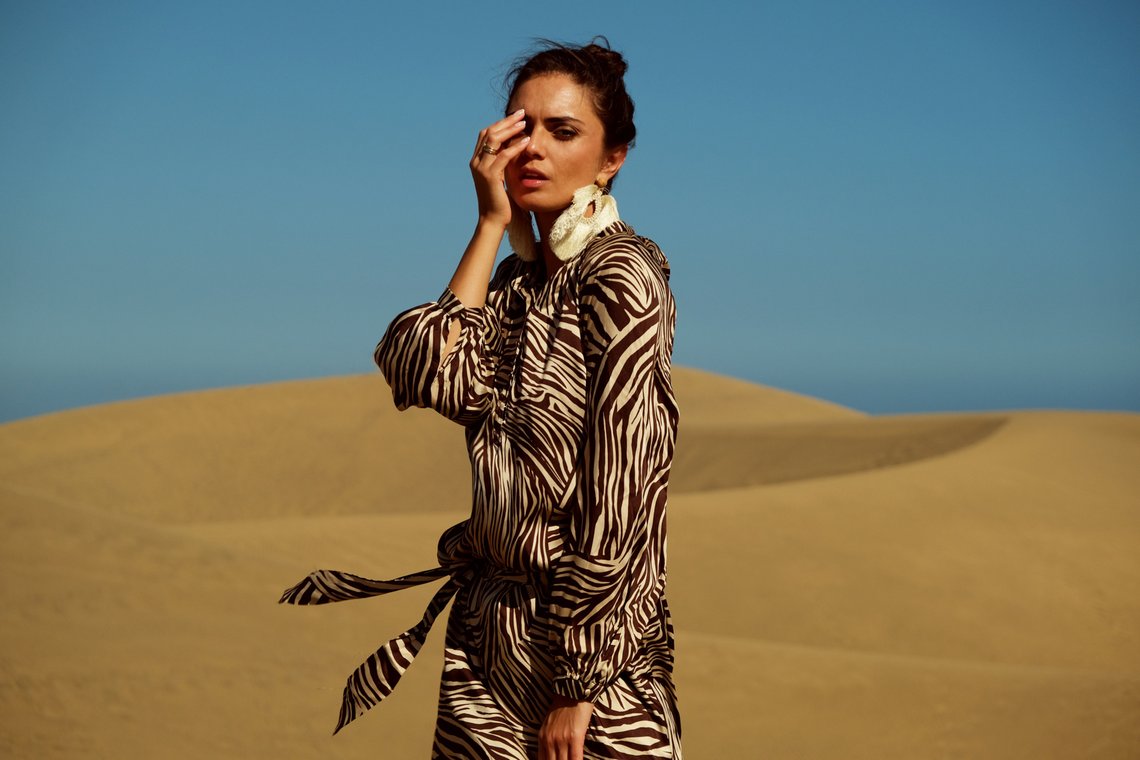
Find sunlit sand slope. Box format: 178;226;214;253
668;411;1140;757
1;371;1137;758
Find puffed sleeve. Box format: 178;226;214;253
548;242;676;703
373;286;498;426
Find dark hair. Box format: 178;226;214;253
505;37;636;177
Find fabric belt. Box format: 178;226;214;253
279;564;471;734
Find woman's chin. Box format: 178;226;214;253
510;194;570;217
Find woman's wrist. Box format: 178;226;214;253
475;213;509;234
551;693;591;708
470;217;508;254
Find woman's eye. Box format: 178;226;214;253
554;129;576;140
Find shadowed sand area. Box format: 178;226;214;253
1;368;1138;758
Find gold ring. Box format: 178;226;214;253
481;142;499;155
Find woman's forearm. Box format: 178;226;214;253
447;218;505;309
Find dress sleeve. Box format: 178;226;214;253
548;244;674;703
373;286;498;426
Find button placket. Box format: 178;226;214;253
495;393;508;445
490;281;534;447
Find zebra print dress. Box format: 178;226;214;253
284;220;681;758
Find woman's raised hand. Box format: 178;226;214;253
448;110;529;309
470;109;529;228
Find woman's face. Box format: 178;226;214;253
504;73;627;222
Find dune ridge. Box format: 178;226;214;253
675;414;1008;492
1;368;1138;758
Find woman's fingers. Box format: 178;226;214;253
468;109;529;226
537;733;577;760
475;126;526;163
472;109;526;158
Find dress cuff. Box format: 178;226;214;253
552;674;596;704
552;658;614;704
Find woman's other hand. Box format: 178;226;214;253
538;695;594;760
470;109;530;228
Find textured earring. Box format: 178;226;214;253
546;184;620;262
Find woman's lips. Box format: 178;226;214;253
518;169;547;189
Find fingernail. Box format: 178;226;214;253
514;108;525;116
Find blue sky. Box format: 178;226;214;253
2;0;1137;422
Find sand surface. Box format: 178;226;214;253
1;368;1138;758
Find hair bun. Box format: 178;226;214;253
582;37;628;78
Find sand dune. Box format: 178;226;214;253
1;368;1138;758
674;414;1008;492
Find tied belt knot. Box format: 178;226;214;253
279;561;527;734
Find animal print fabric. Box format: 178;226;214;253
286;221;681;758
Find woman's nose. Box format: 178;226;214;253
521;128;544;158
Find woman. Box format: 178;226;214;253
282;39;680;760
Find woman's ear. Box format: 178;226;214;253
596;144;629;187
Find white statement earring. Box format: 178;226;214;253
546;184;620;262
508;184;620;264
